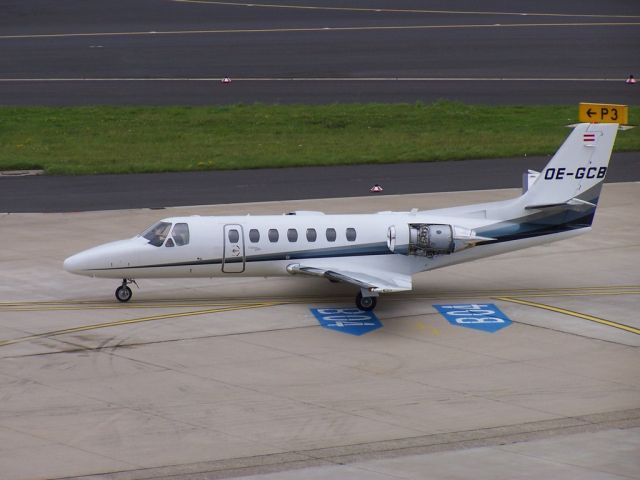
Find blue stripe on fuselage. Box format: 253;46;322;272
87;242;391;271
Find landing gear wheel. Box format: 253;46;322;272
115;285;132;303
356;292;377;311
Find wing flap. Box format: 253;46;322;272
287;263;412;293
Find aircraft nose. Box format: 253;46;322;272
64;239;140;276
64;248;105;274
63;252;87;274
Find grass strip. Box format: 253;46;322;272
1;102;638;175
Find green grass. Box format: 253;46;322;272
0;102;638;175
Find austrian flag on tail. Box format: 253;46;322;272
583;132;596;145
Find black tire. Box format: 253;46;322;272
355;292;377;311
115;285;132;303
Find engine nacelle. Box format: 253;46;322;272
388;223;492;257
409;224;455;256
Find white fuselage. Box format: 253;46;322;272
63;210;587;281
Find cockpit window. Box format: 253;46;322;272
171;223;190;246
141;221;172;247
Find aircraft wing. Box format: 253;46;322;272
286;263;412;293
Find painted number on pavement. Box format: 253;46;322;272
433;303;512;333
311;308;382;336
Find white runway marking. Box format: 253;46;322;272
173;0;640;19
1;21;638;40
0;77;627;82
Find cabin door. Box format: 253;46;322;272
222;224;245;273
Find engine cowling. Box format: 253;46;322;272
388;223;492;257
409;224;455;256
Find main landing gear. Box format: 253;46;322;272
355;291;377;311
115;279;137;303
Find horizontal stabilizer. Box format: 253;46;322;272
525;197;598;210
522;170;540;194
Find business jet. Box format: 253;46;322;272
64;123;618;310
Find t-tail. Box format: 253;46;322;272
522;122;618;212
472;123;618;244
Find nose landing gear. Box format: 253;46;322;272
115;279;137;303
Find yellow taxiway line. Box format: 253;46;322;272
495;296;640;335
0;285;637;311
173;0;640;19
0;302;284;347
406;285;640;301
1;285;637;347
0;301;270;312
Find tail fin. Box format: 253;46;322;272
466;123;618;245
523;123;618;208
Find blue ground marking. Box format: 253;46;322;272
311;308;382;335
433;303;512;333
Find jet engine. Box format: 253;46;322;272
409;224;455;256
388;223;493;257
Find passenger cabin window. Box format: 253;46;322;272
346;228;357;242
287;229;298;242
141;221;172;247
306;228;317;242
249;229;260;243
228;229;240;243
268;229;279;242
171;223;190;246
326;228;336;242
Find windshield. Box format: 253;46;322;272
141;221;172;247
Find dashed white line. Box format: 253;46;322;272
1;22;638;40
0;77;626;82
172;0;640;19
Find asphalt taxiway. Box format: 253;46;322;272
2;152;640;213
1;183;639;479
1;0;639;105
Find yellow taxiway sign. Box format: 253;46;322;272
579;102;628;124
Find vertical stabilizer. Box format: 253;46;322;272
523;123;618;208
